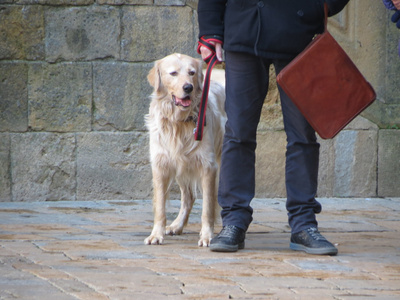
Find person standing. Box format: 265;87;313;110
197;0;349;255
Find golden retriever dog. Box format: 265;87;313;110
144;53;226;247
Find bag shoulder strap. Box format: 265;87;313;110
323;3;329;32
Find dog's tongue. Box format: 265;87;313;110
175;96;191;107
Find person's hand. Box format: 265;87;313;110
199;41;223;63
392;10;400;28
392;0;400;10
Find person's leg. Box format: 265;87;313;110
274;59;321;234
210;51;271;252
217;51;270;232
274;59;337;255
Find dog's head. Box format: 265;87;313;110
147;53;204;112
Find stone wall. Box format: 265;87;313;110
0;0;399;201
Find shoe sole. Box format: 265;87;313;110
210;241;245;252
290;242;338;256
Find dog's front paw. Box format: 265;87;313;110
144;235;164;245
166;224;183;236
198;229;213;247
198;237;212;247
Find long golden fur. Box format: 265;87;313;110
144;53;226;246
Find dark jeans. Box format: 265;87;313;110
219;51;322;234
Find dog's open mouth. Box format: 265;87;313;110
173;95;191;107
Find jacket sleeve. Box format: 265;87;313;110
325;0;350;16
197;0;227;39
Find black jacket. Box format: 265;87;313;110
198;0;350;59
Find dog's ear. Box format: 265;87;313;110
147;61;162;92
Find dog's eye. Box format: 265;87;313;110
170;71;178;77
189;71;195;76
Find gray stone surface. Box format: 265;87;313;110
45;6;120;62
350;130;378;196
76;132;151;200
351;4;400;128
11;133;76;201
378;130;400;197
28;62;92;132
0;5;44;60
318;138;336;197
14;0;93;4
258;66;284;131
319;129;378;197
255;131;286;198
0;198;399;299
333;130;378;197
121;6;197;62
0;62;28;132
0;133;11;201
93;62;153;131
364;101;400;129
155;0;186;5
97;0;151;4
344;115;379;131
385;11;400;106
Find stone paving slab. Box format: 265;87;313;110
0;198;399;299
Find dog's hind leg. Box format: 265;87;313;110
166;180;195;236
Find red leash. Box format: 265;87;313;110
194;36;222;141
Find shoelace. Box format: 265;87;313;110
218;225;242;238
307;227;328;241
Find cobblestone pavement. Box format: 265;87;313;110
0;198;399;300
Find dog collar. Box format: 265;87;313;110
184;116;197;123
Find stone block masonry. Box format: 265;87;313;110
1;0;399;201
0;1;198;201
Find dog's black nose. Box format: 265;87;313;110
183;84;193;94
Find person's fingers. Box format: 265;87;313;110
200;43;223;62
200;45;212;61
215;42;223;62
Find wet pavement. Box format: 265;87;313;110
0;197;399;300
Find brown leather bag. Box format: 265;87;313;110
276;3;376;139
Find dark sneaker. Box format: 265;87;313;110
210;225;246;252
290;227;338;255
